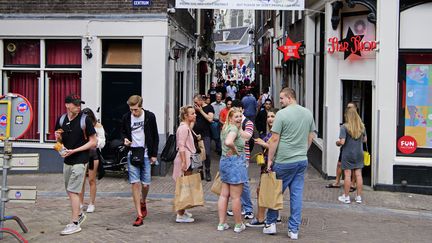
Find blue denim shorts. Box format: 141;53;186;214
219;154;248;184
127;152;151;185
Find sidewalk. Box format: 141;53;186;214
2;149;432;242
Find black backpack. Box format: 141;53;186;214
160;134;177;162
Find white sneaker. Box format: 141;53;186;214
338;194;351;204
263;223;277;234
86;204;95;213
355;195;362;204
233;223;246;233
184;210;193;218
176;214;195;223
217;223;230;231
61;223;81;235
227;210;245;216
288;230;299;240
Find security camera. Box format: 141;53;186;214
167;8;176;14
194;33;200;37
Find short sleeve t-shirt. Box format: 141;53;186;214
339;125;366;164
55;112;96;165
221;125;245;156
193;105;214;137
131;112;145;148
271;104;315;163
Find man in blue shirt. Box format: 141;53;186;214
241;89;257;122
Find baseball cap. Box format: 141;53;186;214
65;94;85;105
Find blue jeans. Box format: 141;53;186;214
210;121;222;152
266;160;308;233
241;179;254;213
127;152;151;185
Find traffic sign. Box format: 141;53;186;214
0;186;37;203
0;153;39;171
0;93;34;140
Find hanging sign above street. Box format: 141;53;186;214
277;37;302;61
176;0;304;10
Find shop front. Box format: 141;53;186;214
0;17;195;173
305;0;432;194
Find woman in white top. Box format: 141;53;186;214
80;108;106;213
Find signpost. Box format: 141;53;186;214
0;93;38;241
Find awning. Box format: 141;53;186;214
215;44;253;54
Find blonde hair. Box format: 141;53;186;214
222;107;241;131
344;108;365;139
179;105;194;122
127;95;143;107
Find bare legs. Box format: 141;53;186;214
218;183;243;225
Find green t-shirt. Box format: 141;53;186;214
271;104;315;163
221;124;245;156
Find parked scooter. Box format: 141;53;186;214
100;138;129;175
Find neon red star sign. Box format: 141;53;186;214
277;37;302;61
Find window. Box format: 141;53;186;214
102;39;142;68
4;40;40;67
1;39;82;143
313;13;325;138
46;40;81;67
397;52;432;156
7;71;39;140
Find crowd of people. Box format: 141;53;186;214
54;86;367;240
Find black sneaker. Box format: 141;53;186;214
244;212;254;219
205;170;211;182
246;218;265;228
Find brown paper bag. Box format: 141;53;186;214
174;173;205;211
197;140;206;161
211;172;222;195
258;172;283;210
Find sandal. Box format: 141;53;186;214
325;183;341;188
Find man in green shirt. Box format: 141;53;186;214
262;88;315;240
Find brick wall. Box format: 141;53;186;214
0;0;167;14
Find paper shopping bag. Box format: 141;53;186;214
211;172;222;195
174;173;205;211
259;172;283;210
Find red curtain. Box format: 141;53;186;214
4;40;40;65
47;72;81;140
46;40;81;66
8;72;39;140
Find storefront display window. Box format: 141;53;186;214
397;52;432;156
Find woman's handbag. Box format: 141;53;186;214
161;134;177;162
364;142;371;166
190;153;203;169
259;172;283;210
251;151;265;166
211;172;222;195
96;149;106;180
191;130;206;161
174;173;205;211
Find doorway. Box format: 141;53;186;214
101;72;141;141
342;80;372;186
174;71;184;128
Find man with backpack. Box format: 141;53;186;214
55;94;97;235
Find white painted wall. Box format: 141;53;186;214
0;18;170;141
400;2;432;49
375;0;400;184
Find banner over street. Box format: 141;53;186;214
175;0;304;10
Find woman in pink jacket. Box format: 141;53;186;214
172;105;197;223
